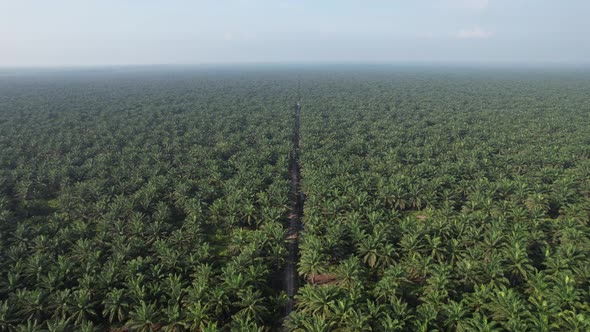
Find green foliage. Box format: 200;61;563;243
1;68;589;330
293;69;590;330
0;69;292;330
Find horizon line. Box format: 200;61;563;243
2;59;590;70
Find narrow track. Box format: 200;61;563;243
284;101;303;316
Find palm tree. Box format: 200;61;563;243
228;228;251;256
424;234;446;263
125;274;147;304
484;286;530;331
398;230;423;259
102;288;129;324
207;287;230;318
547;272;579;310
67;289;97;326
299;314;335;332
456;254;485;291
373;265;409;303
298;250;328;283
386;296;411;329
45;318;71;332
183;302;210;331
48;289;70;320
327;298;353;327
95;260;118;291
502;241;534;285
295;284;340;318
379;313;405;331
14;289;47;322
341;308;371;332
125;300;159;332
240;201;260;228
527;293;558;332
283;311;307;331
23;253;49;285
356;234;381;269
464;312;502;332
198;321;220;332
163;273;185;306
482;252;510;288
221;266;248;294
404;253;432;284
229;315;265;332
442;300;468;331
162;303;184;332
334;256;363;290
15;319;42;332
232;287;269;324
0;300;14;331
556;309;590;331
414;303;439;332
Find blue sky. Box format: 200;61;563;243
1;0;589;66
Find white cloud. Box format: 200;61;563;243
457;26;494;39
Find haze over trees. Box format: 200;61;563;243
0;66;589;331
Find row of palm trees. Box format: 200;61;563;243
1;68;588;330
290;72;590;330
0;72;299;330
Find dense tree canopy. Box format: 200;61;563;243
290;69;590;331
0;69;295;330
0;67;589;331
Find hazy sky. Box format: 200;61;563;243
1;0;589;66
